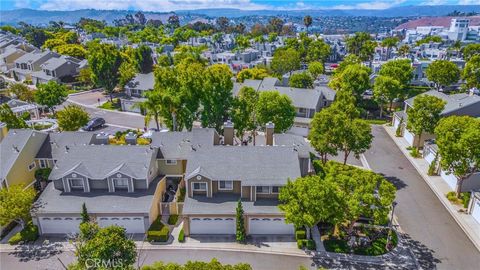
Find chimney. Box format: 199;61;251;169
125;132;137;145
223;120;234;145
95;132;109;145
266;122;274;146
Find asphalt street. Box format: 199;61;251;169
0;248;316;270
364;125;480;270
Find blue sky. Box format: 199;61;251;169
0;0;478;11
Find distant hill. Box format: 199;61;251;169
1;5;480;26
395;16;480;30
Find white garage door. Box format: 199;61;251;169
97;216;146;233
471;199;480;225
404;128;415;146
249;217;295;235
40;216;82;234
190;217;235;235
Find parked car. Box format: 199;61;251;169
82;117;105;131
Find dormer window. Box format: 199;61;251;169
69;178;84;190
219;181;233;190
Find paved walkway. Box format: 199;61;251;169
384;125;480;252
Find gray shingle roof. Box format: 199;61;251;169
125;72;154;91
0;129;47;180
273;133;315;158
185;146;301;186
405;90;480;116
36;132;96;159
48;145;156;180
150;128;217;160
34;179;160;214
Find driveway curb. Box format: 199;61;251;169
383;125;480;252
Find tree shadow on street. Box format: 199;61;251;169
401;233;441;270
382;174;408;190
9;240;64;262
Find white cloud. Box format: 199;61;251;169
420;0;448;5
458;0;479;4
331;0;407;10
35;0;270;12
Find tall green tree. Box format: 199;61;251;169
373;75;402;117
463;55;480;89
271;48;301;75
56;104;89;131
72;223;136;270
134;90;163;130
289;72;314;89
236;67;269;83
236;200;246;243
8;83;34;102
329;64;371;99
231;86;259;141
308;61;324;78
398;44;410;57
0;184;36;229
88;43;123;101
200;64;234;132
425;60;460;91
345;32;376;61
81;203;90;224
303;15;313;32
339;118;373;165
34;81;68;115
406;95;446;148
435;116;480;197
135;45;154;74
0;104;28;129
381;37;399;59
462;43;480;61
378;59;414;91
255;91;296;133
309;108;341;164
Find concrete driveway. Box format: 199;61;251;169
364;125;480;270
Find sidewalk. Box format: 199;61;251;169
383;125;480;252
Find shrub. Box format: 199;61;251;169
35;168;52;181
176;187;186;202
324;239;349;253
462;192;471;209
146;217;170;242
295;229;306;240
446;191;461;204
395;118;403;137
8;222;38;245
178;228;185;242
410;147;420;158
297;239;304;249
427;154;438;176
167;215;178;225
305;239;316;250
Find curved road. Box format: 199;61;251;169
364;125;480;270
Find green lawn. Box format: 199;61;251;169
98;99;121;110
365;119;389;125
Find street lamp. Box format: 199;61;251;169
385;201;398;251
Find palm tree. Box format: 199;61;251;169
303;15;312;33
398;44;410;58
381;37;399;60
133;90;163;130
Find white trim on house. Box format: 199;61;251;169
68;178;84;190
112;177;129;190
192;182;207;192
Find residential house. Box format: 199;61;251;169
0;45;28;73
11;51;58;82
468;191;480;225
0;96;40;119
0;129;48;190
234;77;336;137
393;90;480;147
121;72;154;113
31;55;85;84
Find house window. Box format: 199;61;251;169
39;159;48;168
69;178;84;189
271;186;281;194
219;181;233;190
113;178;129;189
193;182;207;191
166;160;177;165
28;162;36;171
256;186;270;194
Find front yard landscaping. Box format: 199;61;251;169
146;217;170;242
167;215;179;225
8;221;39;245
98;98;121;111
446;191;471;208
321;223;397;256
